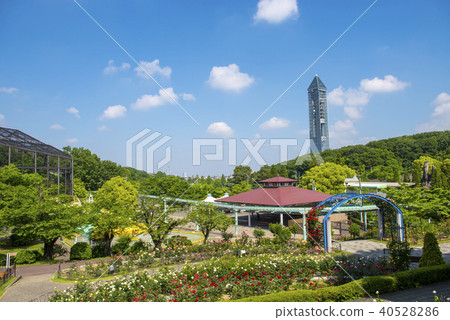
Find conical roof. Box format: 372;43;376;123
308;74;326;91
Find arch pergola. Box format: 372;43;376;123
315;193;405;252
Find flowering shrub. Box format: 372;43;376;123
61;239;323;281
50;254;333;302
306;207;323;246
330;256;396;285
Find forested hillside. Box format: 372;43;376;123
276;131;449;183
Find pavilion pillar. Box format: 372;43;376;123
377;210;384;240
235;210;239;235
280;212;283;225
248;212;251;227
325;219;332;252
364;212;367;232
302;212;307;241
396;212;404;242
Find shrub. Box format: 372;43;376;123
15;249;43;264
111;236;132;254
252;227;265;240
70;242;92;260
236;263;450;302
387;240;411;271
419;232;445;267
349;223;360;238
92;244;107;258
221;231;233;242
129;239;148;254
289;224;300;236
269;223;292;243
53;244;68;258
9;232;36;247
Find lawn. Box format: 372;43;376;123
0;276;17;298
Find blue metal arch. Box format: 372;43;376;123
317;193;404;252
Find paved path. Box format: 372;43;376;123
340;240;450;264
0;273;74;302
381;280;450;302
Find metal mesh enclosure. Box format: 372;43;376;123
0;127;73;194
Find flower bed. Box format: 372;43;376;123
59;239;325;281
50;254;333;302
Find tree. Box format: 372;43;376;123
231;181;252;195
419;232;445;267
386;186;450;221
300;162;356;194
0;165;84;260
349;223;360;238
135;197;185;249
63;146;105;191
188;203;233;244
92;177;139;256
73;177;88;200
230;165;252;184
279;165;288;178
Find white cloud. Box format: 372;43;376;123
328;86;370;107
358;137;377;144
50;124;64;130
328;86;369;119
66;138;78;144
67;107;80;118
131;88;178;110
432;92;450;105
103;60;130;75
98;125;110;131
181;93;196;101
100;105;127;119
359;75;409;93
259;117;291;130
416;92;450;132
0;114;6;125
329;119;358;146
135;59;171;79
0;87;18;93
207;64;254;92
254;0;298;24
206;122;234;138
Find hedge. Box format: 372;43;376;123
235;263;450;302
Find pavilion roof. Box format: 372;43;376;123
215;187;331;207
259;176;297;183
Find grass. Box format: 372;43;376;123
0;276;17;298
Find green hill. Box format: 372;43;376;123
270;130;450;183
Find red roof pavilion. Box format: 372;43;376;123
216;176;331;207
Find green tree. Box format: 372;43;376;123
231;181;252;195
135;197;185;249
73;177;88;200
300;163;356;194
92;176;139;256
188;203;233;244
63;146;105;191
231;165;252;184
0;165;84;260
279;165;288;178
419;232;445;267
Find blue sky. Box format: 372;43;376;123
1;0;449;176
